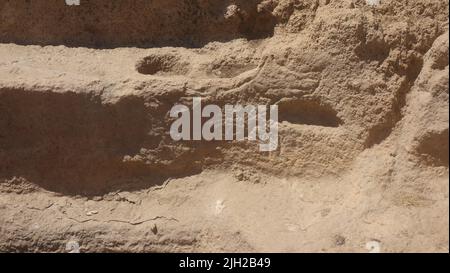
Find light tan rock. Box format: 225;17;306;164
0;0;448;252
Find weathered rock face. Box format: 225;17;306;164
0;0;448;252
0;0;277;47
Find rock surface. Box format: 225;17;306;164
0;0;448;252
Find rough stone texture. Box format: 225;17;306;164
0;0;448;252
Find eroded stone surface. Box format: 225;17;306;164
0;0;448;252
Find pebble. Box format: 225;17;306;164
366;240;381;253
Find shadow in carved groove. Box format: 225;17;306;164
278;99;343;128
0;89;177;195
0;0;277;48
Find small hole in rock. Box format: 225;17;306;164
416;129;449;167
136;54;189;76
278;99;343;128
